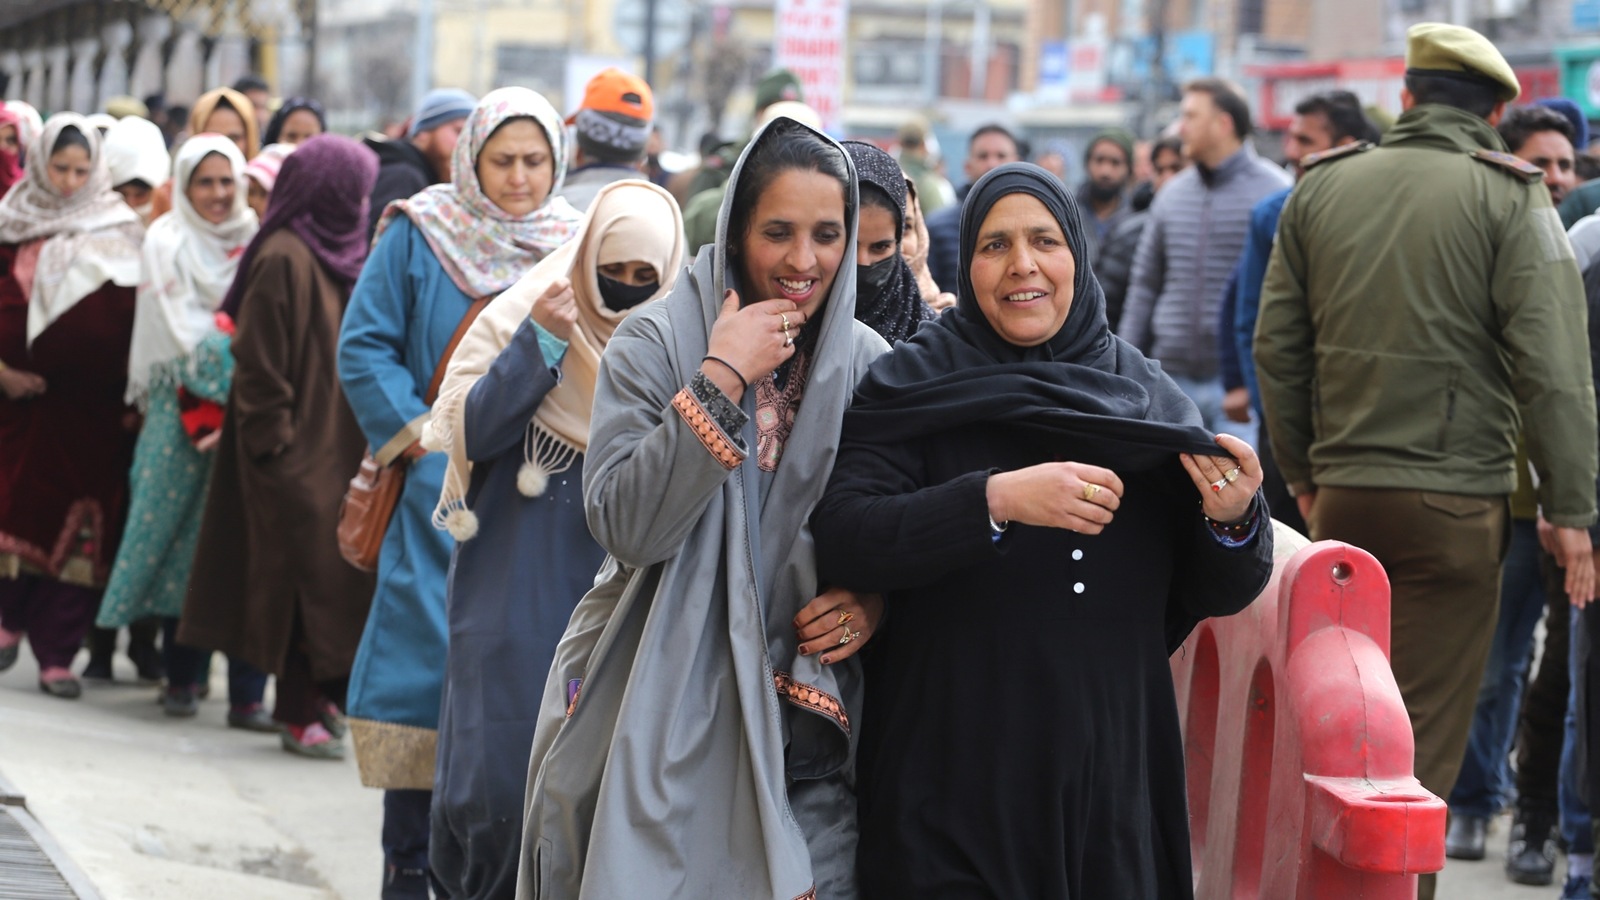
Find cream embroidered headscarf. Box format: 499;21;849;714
125;134;258;407
0;113;144;347
427;179;684;541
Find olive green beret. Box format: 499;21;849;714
1405;22;1520;103
755;69;804;113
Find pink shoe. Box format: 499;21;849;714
280;721;345;759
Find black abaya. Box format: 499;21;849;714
812;425;1272;898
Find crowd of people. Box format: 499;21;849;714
0;19;1596;900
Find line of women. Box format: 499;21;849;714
0;85;1276;900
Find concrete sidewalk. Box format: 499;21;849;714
0;647;380;899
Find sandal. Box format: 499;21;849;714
39;675;83;699
280;722;345;760
319;700;348;739
227;703;279;733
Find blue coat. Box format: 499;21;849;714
338;218;477;788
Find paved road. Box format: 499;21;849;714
0;642;1570;898
0;647;380;899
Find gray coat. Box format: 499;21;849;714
1117;146;1290;379
518;120;889;900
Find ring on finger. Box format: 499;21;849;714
1224;467;1241;484
838;628;860;646
1081;483;1100;502
837;610;854;626
784;335;794;348
780;313;791;333
1210;477;1228;493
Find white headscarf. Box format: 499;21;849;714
0;112;143;347
125;134;257;406
104;116;172;191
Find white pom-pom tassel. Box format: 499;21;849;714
419;420;444;453
517;461;549;498
444;508;479;542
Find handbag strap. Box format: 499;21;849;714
425;296;492;406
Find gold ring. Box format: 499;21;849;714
1081;483;1100;502
838;629;859;646
780;314;791;333
1225;467;1242;484
837;610;854;626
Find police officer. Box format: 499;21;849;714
1256;24;1599;899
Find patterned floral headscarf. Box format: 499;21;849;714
371;86;581;298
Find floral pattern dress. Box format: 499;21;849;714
96;328;233;628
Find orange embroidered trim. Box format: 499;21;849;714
672;388;743;470
773;672;850;735
565;682;581;718
792;888;817;900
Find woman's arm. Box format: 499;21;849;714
230;248;304;460
461;317;562;463
583;317;748;568
337;223;433;464
1171;489;1274;619
812;436;1001;594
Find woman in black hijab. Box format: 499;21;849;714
811;163;1275;899
261;97;326;147
842;141;936;344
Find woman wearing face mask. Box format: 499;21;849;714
842;141;938;344
94;134;275;724
336;86;582;897
262;97;326;147
179;135;378;756
423;177;682;900
0;115;144;698
518;117;887;900
103;115;172;225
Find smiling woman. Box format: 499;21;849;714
519;117;890;899
811;162;1275;899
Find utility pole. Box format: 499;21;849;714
411;0;434;110
644;0;658;88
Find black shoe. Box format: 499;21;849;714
162;686;200;718
127;643;163;684
1506;813;1558;886
381;864;430;900
38;676;82;699
0;641;16;673
81;654;114;682
1446;814;1488;860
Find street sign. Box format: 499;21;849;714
774;0;848;132
614;0;692;59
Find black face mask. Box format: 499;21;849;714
598;274;659;312
856;255;898;303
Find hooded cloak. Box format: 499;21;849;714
516;117;889;900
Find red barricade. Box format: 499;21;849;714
1171;525;1446;899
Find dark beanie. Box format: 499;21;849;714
1085;128;1136;167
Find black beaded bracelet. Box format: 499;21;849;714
1203;510;1255;536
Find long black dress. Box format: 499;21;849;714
812;423;1273;899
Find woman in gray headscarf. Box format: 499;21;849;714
517;118;888;899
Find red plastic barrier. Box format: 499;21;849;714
1171;525;1446;899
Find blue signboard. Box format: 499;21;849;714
1578;0;1600;31
1039;41;1069;90
1115;31;1216;83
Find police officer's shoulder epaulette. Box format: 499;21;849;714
1303;141;1374;170
1472;149;1544;182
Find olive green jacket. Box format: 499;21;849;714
1256;104;1598;528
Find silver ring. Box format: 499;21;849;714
784;335;793;348
1210;478;1227;493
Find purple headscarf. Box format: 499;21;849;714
221;133;379;316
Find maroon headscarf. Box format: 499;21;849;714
0;106;22;199
220;133;378;316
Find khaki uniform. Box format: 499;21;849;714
1256;103;1598;899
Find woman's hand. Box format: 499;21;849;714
928;292;957;312
987;462;1125;534
794;587;883;664
1179;434;1264;523
0;367;46;400
529;277;577;342
701;290;808;401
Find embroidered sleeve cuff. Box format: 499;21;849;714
689;372;748;442
673;383;747;471
1206;495;1265;549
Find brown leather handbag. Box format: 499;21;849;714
338;297;490;572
